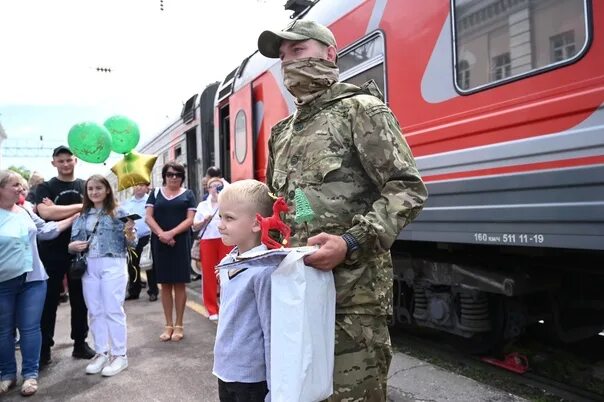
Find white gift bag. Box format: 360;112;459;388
139;243;153;271
271;248;336;402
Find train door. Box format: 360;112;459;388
228;84;254;182
185;128;199;199
217;104;231;182
200;83;219;175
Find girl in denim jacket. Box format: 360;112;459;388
68;175;137;377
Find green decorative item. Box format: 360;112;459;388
294;188;315;238
67;122;112;163
104;115;140;154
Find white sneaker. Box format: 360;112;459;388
101;355;128;377
209;314;219;321
86;353;109;374
0;379;17;394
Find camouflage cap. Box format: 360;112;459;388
258;20;337;59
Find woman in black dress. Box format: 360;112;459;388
145;162;196;342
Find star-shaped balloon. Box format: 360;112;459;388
111;151;158;191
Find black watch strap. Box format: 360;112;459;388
341;233;360;257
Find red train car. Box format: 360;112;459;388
207;0;604;349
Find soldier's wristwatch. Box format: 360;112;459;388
341;233;360;260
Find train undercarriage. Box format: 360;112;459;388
391;242;604;353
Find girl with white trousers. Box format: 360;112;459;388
69;175;137;377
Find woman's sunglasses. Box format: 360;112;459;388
166;172;183;178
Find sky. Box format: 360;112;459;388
0;0;291;179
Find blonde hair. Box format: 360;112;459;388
218;179;274;217
0;170;20;189
19;176;29;191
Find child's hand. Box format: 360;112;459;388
215;267;220;283
124;220;136;240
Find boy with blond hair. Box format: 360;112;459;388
212;179;277;401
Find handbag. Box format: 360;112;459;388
140;243;153;271
69;254;88;280
69;219;100;280
190;238;202;275
191;238;201;260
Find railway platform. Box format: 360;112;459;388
2;280;526;402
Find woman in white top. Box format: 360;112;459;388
0;170;76;396
192;177;232;320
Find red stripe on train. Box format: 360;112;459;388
423;155;604;182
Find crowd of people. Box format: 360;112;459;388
0;142;240;397
0;20;426;402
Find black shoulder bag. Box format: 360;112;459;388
69;219;100;280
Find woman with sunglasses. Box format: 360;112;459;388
192;177;233;321
145;162;196;342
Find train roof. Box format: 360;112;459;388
139;82;219;153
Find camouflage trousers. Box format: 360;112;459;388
326;314;393;402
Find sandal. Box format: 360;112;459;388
171;325;184;342
160;325;174;341
21;379;38;397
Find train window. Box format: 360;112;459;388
452;0;590;92
234;110;247;164
217;67;238;102
491;52;511;81
338;33;386;100
457;60;471;90
181;94;197;123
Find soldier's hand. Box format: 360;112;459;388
304;233;347;271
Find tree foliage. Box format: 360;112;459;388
8;165;31;181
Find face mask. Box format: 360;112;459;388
281;57;339;105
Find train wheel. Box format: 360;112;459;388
453;294;508;355
533;293;604;344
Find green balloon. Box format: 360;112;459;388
104;115;140;154
67;122;112;163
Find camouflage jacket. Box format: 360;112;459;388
267;81;428;316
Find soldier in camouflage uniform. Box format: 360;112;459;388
258;20;428;401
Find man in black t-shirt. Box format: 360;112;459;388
35;145;95;365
